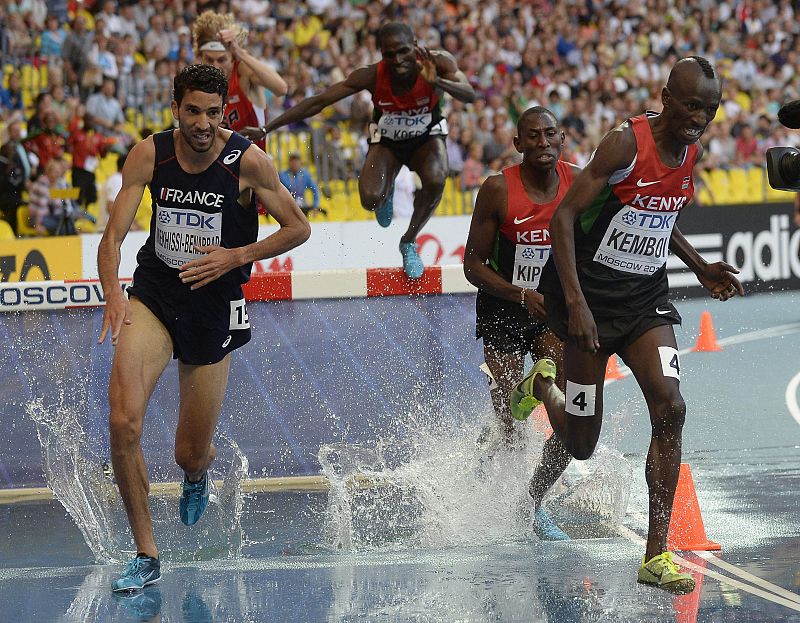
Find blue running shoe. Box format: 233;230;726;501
180;473;210;526
533;507;569;541
113;587;162;618
111;554;161;592
375;190;394;227
399;241;424;279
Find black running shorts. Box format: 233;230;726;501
475;290;549;355
369;130;445;167
544;291;681;354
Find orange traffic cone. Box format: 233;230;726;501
673;556;707;623
667;463;721;551
605;354;625;380
692;311;722;352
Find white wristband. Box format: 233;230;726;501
520;288;528;308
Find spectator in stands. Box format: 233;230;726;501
461;142;486;191
169;25;194;63
39;13;67;58
68;111;115;211
25;109;65;175
6;13;34;57
61;15;94;100
446;124;465;178
49;81;76;124
734;124;760;167
705;121;737;171
26;92;55;135
280;152;323;217
143;14;176;58
88;32;120;82
193;10;288;152
97;0;123;38
86;77;126;137
0;117;32;234
0;72;24;116
28;158;95;236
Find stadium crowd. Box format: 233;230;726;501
1;0;800;235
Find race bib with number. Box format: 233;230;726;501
154;204;222;269
229;298;250;330
511;244;551;288
376;111;432;141
592;207;677;275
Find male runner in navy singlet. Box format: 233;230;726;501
464;107;578;541
97;64;310;591
253;21;475;279
512;57;743;593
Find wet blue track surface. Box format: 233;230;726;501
1;290;799;621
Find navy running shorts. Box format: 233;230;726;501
127;268;251;365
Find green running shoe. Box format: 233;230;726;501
510;358;556;421
637;552;696;594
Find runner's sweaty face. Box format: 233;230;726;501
173;90;224;153
380;33;418;81
514;112;564;172
662;75;721;146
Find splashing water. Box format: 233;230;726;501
318;407;633;552
27;394;249;564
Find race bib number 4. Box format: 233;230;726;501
593;207;677;275
512;244;550;288
155;204;222;269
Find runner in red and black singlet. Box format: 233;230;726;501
464;107;579;541
369;58;445;161
515;57;743;593
539;112;696;324
193;10;288;155
260;21;476;279
222;60;265;151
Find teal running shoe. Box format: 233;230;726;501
533;507;570;541
399;241;424;279
180;473;210;526
111;554;161;592
376;190;394;227
510;358;556;421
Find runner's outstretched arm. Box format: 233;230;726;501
669;226;743;300
260;66;374;135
